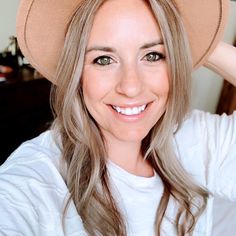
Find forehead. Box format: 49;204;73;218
87;0;162;46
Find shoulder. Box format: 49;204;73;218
0;130;64;186
0;131;87;235
175;109;236;143
0;131;74;235
4;129;61;165
174;110;236;199
174;109;236;157
0;129;66;199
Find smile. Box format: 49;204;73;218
112;104;147;116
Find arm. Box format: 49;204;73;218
205;41;236;86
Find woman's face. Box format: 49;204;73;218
82;0;169;143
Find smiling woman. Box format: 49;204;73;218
52;1;201;234
82;0;169;146
0;0;236;236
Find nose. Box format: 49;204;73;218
116;64;143;97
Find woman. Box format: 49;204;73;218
0;0;236;235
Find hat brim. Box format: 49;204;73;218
16;0;229;83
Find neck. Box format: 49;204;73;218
104;135;154;177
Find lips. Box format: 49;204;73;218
111;104;147;116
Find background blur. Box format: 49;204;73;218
0;1;235;161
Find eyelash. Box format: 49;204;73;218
144;52;165;62
93;56;113;66
92;52;165;66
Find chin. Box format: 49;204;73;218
115;129;150;143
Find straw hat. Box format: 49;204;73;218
16;0;229;83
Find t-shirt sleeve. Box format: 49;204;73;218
0;134;87;236
175;110;236;200
205;111;236;200
174;110;236;201
0;154;68;236
0;174;39;236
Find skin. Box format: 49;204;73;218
82;0;169;176
206;42;236;86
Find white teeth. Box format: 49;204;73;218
141;105;145;111
112;104;147;116
116;107;121;113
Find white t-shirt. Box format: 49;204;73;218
0;110;236;236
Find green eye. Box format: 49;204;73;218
145;52;164;62
93;56;112;66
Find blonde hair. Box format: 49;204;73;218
51;0;209;235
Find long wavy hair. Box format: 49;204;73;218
51;0;209;235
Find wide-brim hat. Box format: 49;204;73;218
16;0;229;83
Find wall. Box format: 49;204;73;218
0;1;18;51
191;1;236;113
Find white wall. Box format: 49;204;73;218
0;0;18;51
191;1;236;113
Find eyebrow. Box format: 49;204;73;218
86;46;116;53
140;39;164;49
86;39;164;54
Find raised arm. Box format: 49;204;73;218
205;42;236;86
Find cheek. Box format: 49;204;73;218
161;72;169;95
82;69;111;102
148;68;170;97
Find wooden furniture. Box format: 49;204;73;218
216;80;236;115
0;69;53;164
216;41;236;115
